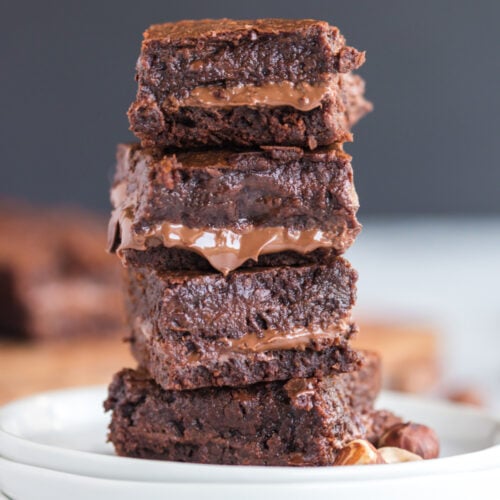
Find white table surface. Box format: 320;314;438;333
348;217;500;410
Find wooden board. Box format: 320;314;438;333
0;335;133;405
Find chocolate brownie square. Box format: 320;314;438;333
105;352;399;465
108;143;361;274
128;19;371;149
125;249;358;390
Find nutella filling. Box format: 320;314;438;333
109;182;357;274
222;323;351;353
173;79;337;112
135;316;353;358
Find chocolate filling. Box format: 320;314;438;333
110;212;355;275
136;315;354;358
173;79;336;112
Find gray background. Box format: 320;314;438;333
1;0;499;215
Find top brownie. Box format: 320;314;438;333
138;19;364;94
128;19;369;149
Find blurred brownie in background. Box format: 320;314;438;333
0;201;125;340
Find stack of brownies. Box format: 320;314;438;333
104;18;398;465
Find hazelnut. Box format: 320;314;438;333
378;446;423;464
334;439;385;466
378;422;439;459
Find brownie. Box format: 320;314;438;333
109;143;361;274
131;325;359;392
125;250;358;390
0;201;125;340
105;352;399;465
128;19;370;149
135;19;365;93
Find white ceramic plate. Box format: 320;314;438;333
0;455;499;500
0;386;499;492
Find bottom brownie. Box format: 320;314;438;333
105;352;399;466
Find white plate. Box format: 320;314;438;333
0;388;499;491
1;455;499;500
